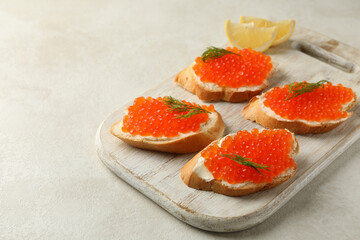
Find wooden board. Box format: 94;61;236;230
95;27;360;232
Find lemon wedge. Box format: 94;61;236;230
225;20;277;52
240;16;295;46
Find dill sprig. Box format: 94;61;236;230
201;46;241;62
285;80;329;101
220;153;270;174
162;96;211;118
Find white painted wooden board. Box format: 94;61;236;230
95;27;360;232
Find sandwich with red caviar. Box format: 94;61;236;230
175;46;276;102
242;80;357;134
110;96;225;153
181;129;298;196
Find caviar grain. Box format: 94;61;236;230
202;129;295;184
122;97;213;138
193;48;272;88
263;82;354;121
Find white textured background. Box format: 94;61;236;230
1;0;360;239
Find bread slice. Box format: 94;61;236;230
111;111;225;154
242;89;357;134
174;62;277;102
181;129;299;196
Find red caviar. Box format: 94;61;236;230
202;129;295;184
263;82;354;121
121;97;214;138
192;48;272;88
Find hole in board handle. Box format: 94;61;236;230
291;41;357;73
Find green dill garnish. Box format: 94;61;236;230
201;46;241;62
220;153;270;174
162;96;211;118
285;80;330;101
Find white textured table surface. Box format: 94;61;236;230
1;0;360;239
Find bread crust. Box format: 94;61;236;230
181;134;299;196
110;111;225;154
174;63;276;102
242;92;357;134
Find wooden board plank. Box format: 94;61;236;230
95;27;360;232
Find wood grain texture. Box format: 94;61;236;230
95;27;360;232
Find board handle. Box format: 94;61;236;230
291;40;357;73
